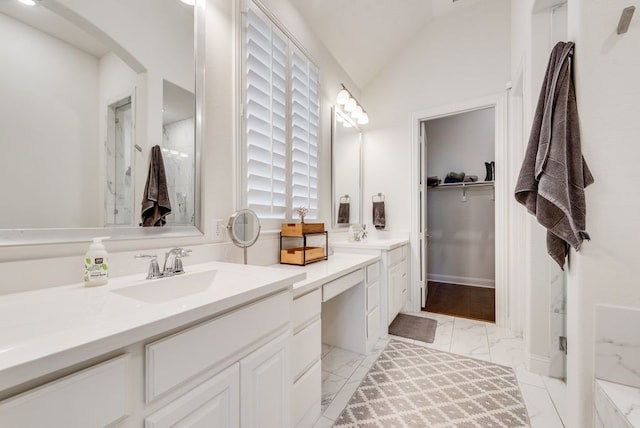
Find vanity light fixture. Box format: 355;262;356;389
17;0;37;6
335;84;369;126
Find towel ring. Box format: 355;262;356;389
340;195;350;204
372;193;385;203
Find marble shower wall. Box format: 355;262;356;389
595;304;640;388
548;263;566;379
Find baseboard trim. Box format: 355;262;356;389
428;274;495;288
527;353;551;376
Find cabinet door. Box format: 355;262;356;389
145;364;240;428
241;332;291;428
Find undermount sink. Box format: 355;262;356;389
111;270;219;304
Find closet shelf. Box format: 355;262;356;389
427;180;494;202
428;180;494;189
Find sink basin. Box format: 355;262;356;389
111;270;218;304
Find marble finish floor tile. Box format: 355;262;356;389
317;312;565;427
520;383;564;428
322;346;365;379
450;317;491;358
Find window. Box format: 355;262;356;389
242;1;319;221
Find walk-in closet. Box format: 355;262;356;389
423;107;496;322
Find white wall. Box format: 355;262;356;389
566;0;640;426
0;13;99;228
361;0;511;233
425;108;495;180
425;109;496;287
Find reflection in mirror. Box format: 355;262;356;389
162;80;196;225
331;107;362;228
227;209;261;264
0;0;201;244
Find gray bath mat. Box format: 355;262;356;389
334;340;530;427
388;313;437;343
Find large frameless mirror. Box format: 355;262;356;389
331;107;363;228
0;0;204;245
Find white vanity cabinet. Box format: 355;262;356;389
0;355;129;428
291;288;322;427
365;261;381;349
386;244;409;326
0;290;293;428
145;291;292;428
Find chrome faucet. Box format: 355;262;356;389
162;247;192;276
135;247;192;279
135;254;162;280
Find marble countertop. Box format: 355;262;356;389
271;253;380;298
0;261;305;392
330;237;409;251
595;379;640;427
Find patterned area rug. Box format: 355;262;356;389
334;340;530;427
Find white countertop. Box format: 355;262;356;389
595;379;640;427
0;261;305;392
330;238;409;251
271;253;380;298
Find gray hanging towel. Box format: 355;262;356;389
373;201;386;230
514;41;594;269
141;145;172;226
338;202;350;224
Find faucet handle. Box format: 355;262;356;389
135;254;161;279
175;248;192;257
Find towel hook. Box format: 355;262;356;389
617;6;635;35
372;193;385;203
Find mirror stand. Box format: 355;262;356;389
227;209;261;264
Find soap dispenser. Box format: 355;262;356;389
84;237;110;287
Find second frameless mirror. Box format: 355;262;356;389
227;209;261;264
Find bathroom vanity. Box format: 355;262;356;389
0;262;304;427
273;253;381;426
331;238;410;337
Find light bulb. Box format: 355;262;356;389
344;98;356;112
351;106;363;119
336;89;349;105
357;113;369;125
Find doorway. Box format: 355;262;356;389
421;107;496;322
409;94;511;328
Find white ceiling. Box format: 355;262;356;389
289;0;482;90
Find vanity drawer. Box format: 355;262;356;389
389;246;405;266
292;359;321;427
0;355;129;428
323;269;364;302
367;281;380;312
293;288;321;332
146;291;290;402
291;319;321;380
366;262;380;284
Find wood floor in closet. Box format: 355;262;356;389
424;281;495;323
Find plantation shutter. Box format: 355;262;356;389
290;47;319;219
245;3;288;218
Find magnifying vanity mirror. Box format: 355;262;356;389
227;209;261;264
331;107;363;228
0;0;205;246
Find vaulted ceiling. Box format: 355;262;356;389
289;0;482;90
